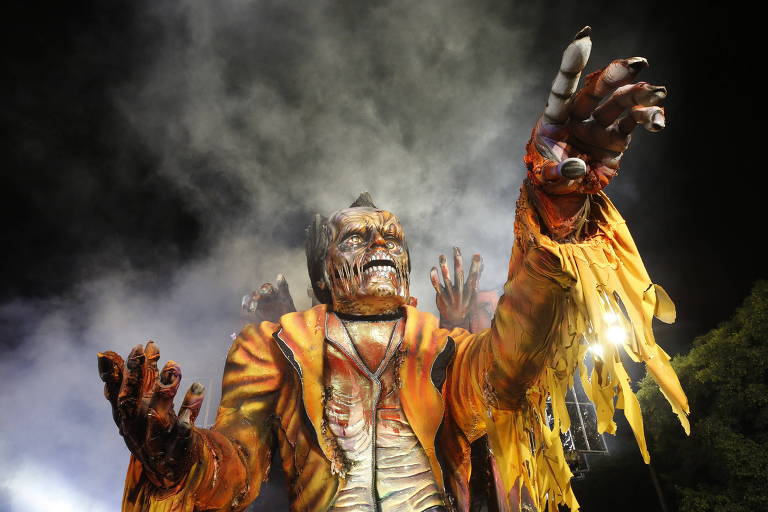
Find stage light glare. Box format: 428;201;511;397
606;325;627;345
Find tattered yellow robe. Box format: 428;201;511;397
121;185;688;512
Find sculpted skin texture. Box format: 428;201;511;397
324;208;410;317
99;27;690;512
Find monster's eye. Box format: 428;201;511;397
386;240;396;250
345;234;364;246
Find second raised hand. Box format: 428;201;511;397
430;247;483;330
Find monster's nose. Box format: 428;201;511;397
371;231;387;248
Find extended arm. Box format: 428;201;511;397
438;26;673;409
100;322;284;511
435;28;687;511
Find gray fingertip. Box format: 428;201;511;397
574;26;591;40
190;382;205;395
277;274;290;293
652;86;668;97
177;416;192;434
558;158;587;179
626;57;649;71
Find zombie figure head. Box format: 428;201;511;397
306;193;410;315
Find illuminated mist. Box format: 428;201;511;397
1;1;678;509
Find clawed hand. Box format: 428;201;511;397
98;342;204;487
529;26;667;196
430;247;483;330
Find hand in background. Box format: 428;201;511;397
430;247;483;330
242;273;297;323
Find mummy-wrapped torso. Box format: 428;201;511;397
324;313;444;512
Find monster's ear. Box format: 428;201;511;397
349;191;377;209
305;213;333;305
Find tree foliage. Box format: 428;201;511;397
637;280;768;511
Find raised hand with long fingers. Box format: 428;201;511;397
430;247;483;329
527;26;667;240
97;342;205;488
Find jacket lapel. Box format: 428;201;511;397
272;304;338;465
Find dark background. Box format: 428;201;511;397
0;1;758;511
2;1;758;351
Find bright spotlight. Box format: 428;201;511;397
605;325;626;345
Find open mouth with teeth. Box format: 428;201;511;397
362;259;397;276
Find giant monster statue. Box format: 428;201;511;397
98;28;689;511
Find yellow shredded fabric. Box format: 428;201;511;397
486;186;690;511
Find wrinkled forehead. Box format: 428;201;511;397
328;207;404;241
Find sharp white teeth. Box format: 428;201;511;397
362;264;396;276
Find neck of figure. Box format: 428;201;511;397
332;294;404;316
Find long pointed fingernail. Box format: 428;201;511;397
574;26;591;40
626;57;649;71
557;158;587;179
650;111;666;131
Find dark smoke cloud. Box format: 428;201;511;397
1;1;748;510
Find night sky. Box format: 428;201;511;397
0;1;755;511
